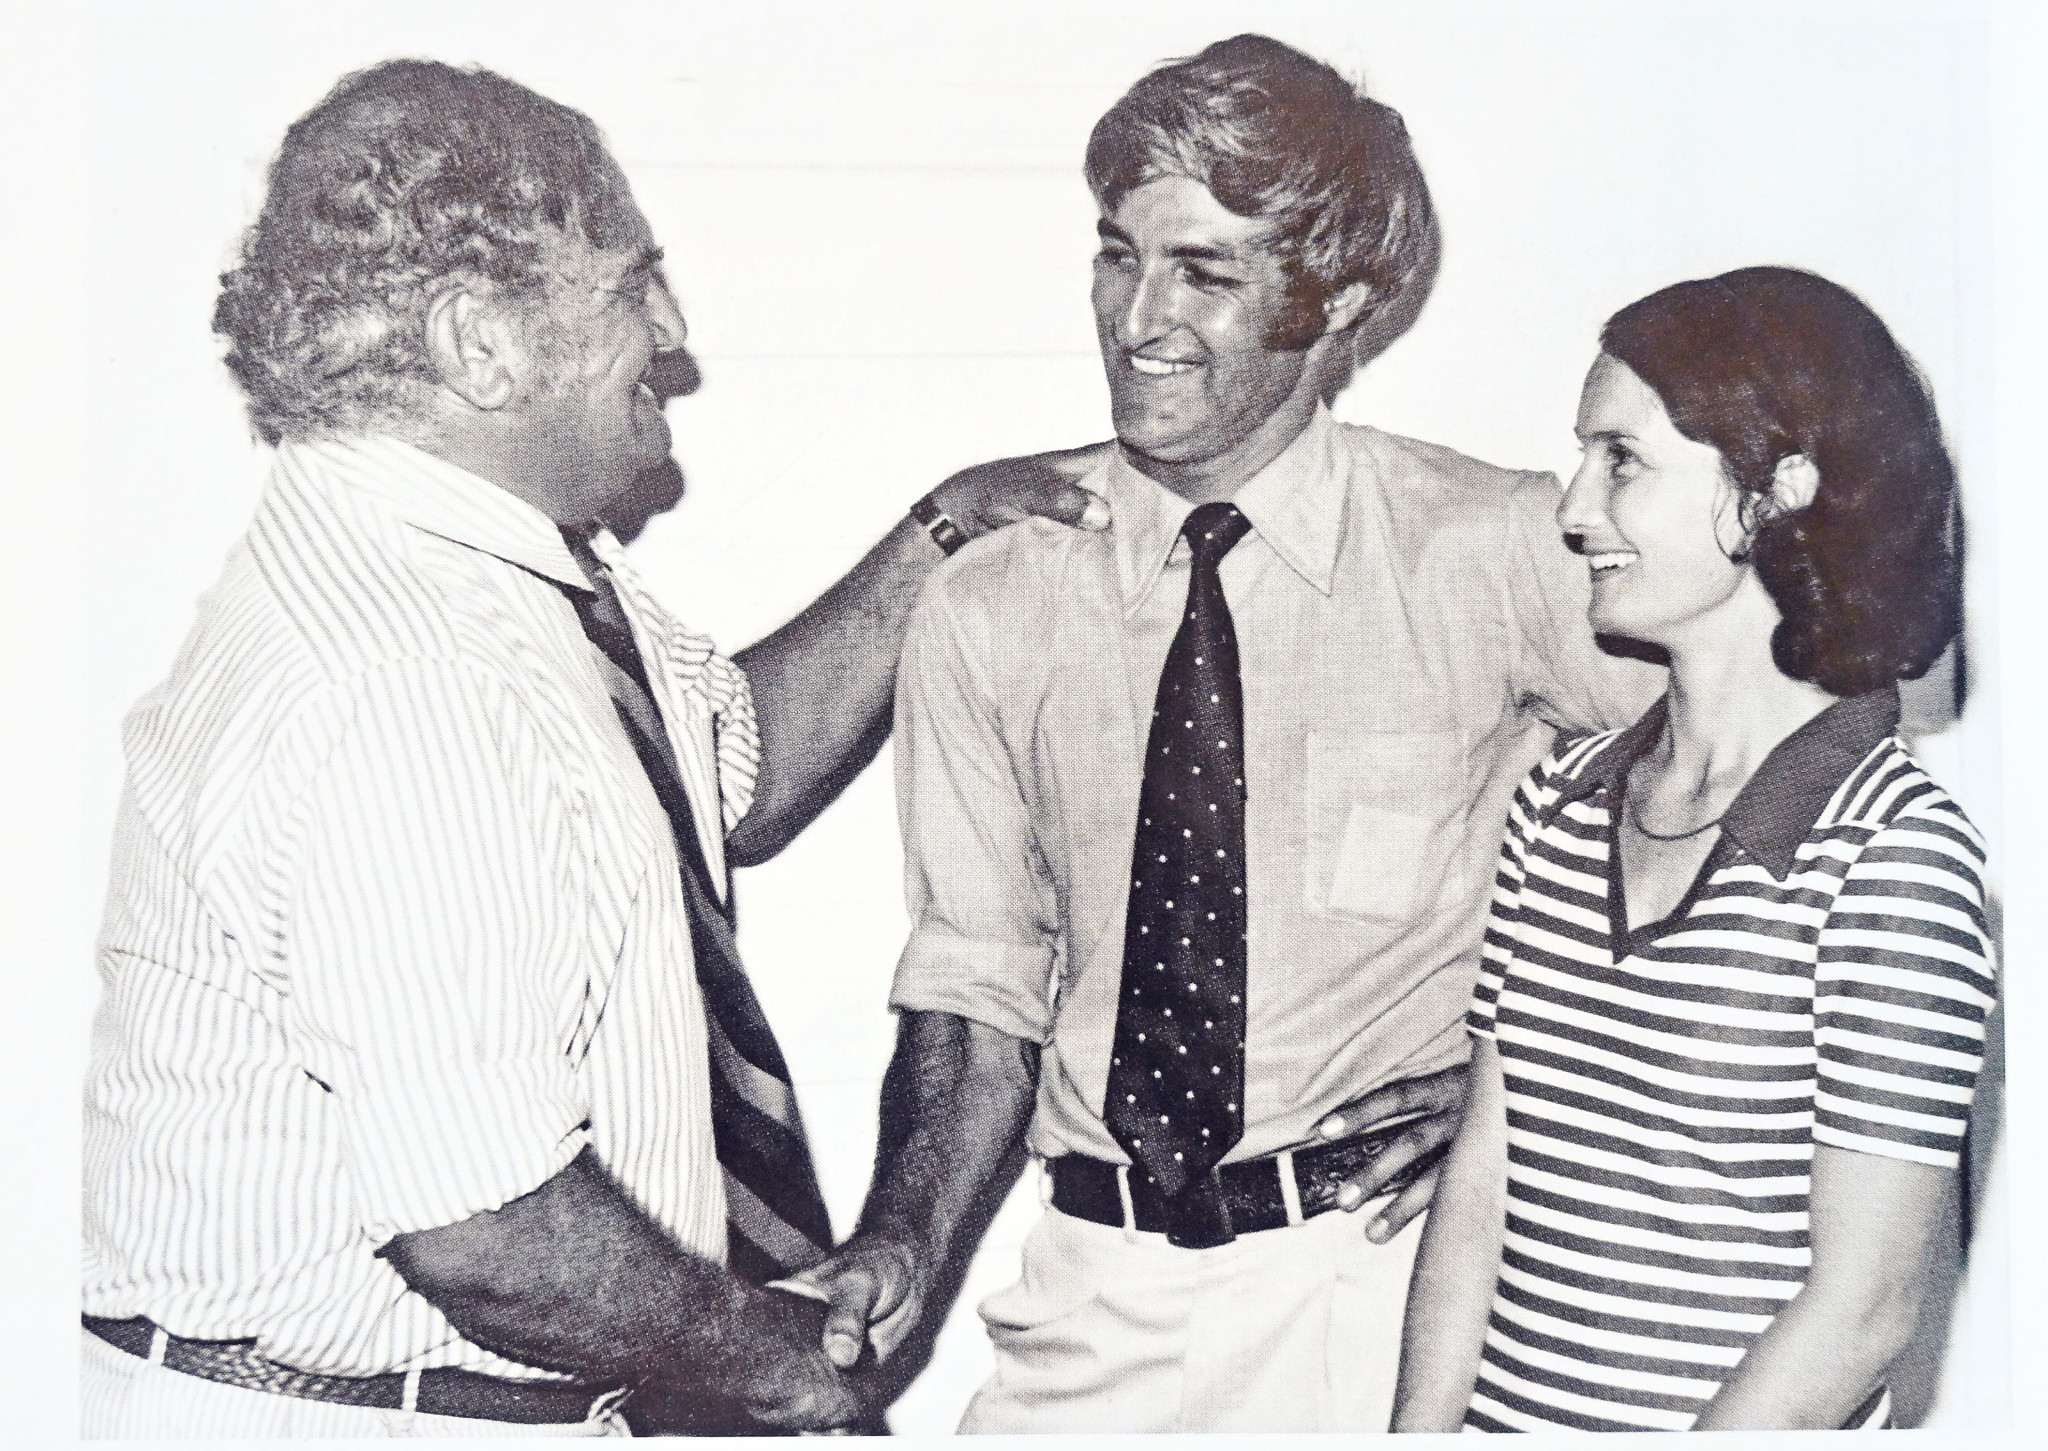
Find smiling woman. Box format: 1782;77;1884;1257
1393;267;1994;1434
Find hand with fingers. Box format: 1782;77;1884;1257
926;442;1116;539
1313;1060;1472;1244
786;1233;927;1373
623;1286;862;1436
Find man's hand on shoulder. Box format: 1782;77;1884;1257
787;1232;926;1371
927;442;1115;542
1313;1061;1473;1244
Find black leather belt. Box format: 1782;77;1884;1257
82;1315;624;1425
1049;1115;1445;1249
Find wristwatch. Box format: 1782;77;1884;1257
909;492;969;556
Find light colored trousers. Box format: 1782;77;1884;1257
960;1201;1424;1434
80;1328;628;1439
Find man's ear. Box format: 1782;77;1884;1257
423;285;519;412
1319;280;1374;336
1770;453;1821;514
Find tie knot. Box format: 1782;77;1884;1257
1182;502;1252;563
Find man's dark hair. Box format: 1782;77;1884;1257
1602;266;1962;697
214;60;641;444
1084;33;1439;351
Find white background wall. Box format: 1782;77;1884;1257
3;1;2041;1444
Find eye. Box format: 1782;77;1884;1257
1606;442;1643;481
1094;242;1136;271
1182;263;1244;293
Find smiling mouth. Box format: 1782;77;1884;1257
1587;551;1639;575
1129;355;1199;377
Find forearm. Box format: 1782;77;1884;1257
382;1148;798;1391
1694;1279;1923;1430
1390;1038;1507;1433
728;515;937;867
1696;1144;1954;1430
858;1009;1038;1269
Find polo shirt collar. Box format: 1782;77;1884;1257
1106;403;1347;615
279;434;594;592
1557;686;1902;880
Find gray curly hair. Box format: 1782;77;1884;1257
213;60;641;444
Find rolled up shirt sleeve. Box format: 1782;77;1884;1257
285;659;593;1245
1503;470;1665;733
890;567;1059;1045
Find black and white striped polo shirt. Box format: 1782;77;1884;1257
1466;688;1994;1432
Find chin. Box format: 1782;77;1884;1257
1113;419;1202;466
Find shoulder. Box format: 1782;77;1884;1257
1335;421;1556;509
915;515;1106;629
1332;422;1562;572
1517;726;1627;826
160;492;577;767
1822;737;1988;870
244;469;528;682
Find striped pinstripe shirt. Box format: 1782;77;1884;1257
83;436;757;1379
1464;689;1994;1432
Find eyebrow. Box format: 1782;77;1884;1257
1574;427;1637;445
1095;218;1250;267
617;245;666;280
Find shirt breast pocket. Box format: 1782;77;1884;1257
1303;729;1463;925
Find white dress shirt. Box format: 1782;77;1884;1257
891;407;1664;1163
83;435;752;1379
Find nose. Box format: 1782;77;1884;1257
647;281;688;351
1113;261;1184;350
1557;453;1609;551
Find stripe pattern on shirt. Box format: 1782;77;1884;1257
83;437;743;1380
1464;728;1994;1432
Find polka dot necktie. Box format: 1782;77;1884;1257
1106;501;1253;1236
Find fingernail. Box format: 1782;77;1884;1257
1366;1218;1391;1244
1336;1182;1362;1211
1318;1115;1345;1139
1080;498;1111;531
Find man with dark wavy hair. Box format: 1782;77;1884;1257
798;35;1660;1432
79;59;1102;1438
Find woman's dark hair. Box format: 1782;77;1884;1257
1601;266;1961;697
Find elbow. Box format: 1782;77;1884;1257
723;780;803;868
381;1218;507;1308
1794;1268;1928;1393
1858;1278;1928;1372
723;820;787;870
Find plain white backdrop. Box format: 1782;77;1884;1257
3;1;2041;1444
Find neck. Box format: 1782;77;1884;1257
402;417;606;527
1653;586;1837;794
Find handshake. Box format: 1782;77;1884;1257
627;1238;924;1436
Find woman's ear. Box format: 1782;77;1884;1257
1770;453;1821;514
1320;280;1374;335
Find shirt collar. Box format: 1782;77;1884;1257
1556;685;1902;879
1102;404;1347;616
277;434;595;592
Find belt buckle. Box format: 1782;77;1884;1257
1162;1172;1235;1250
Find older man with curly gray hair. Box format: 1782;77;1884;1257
79;58;1103;1438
